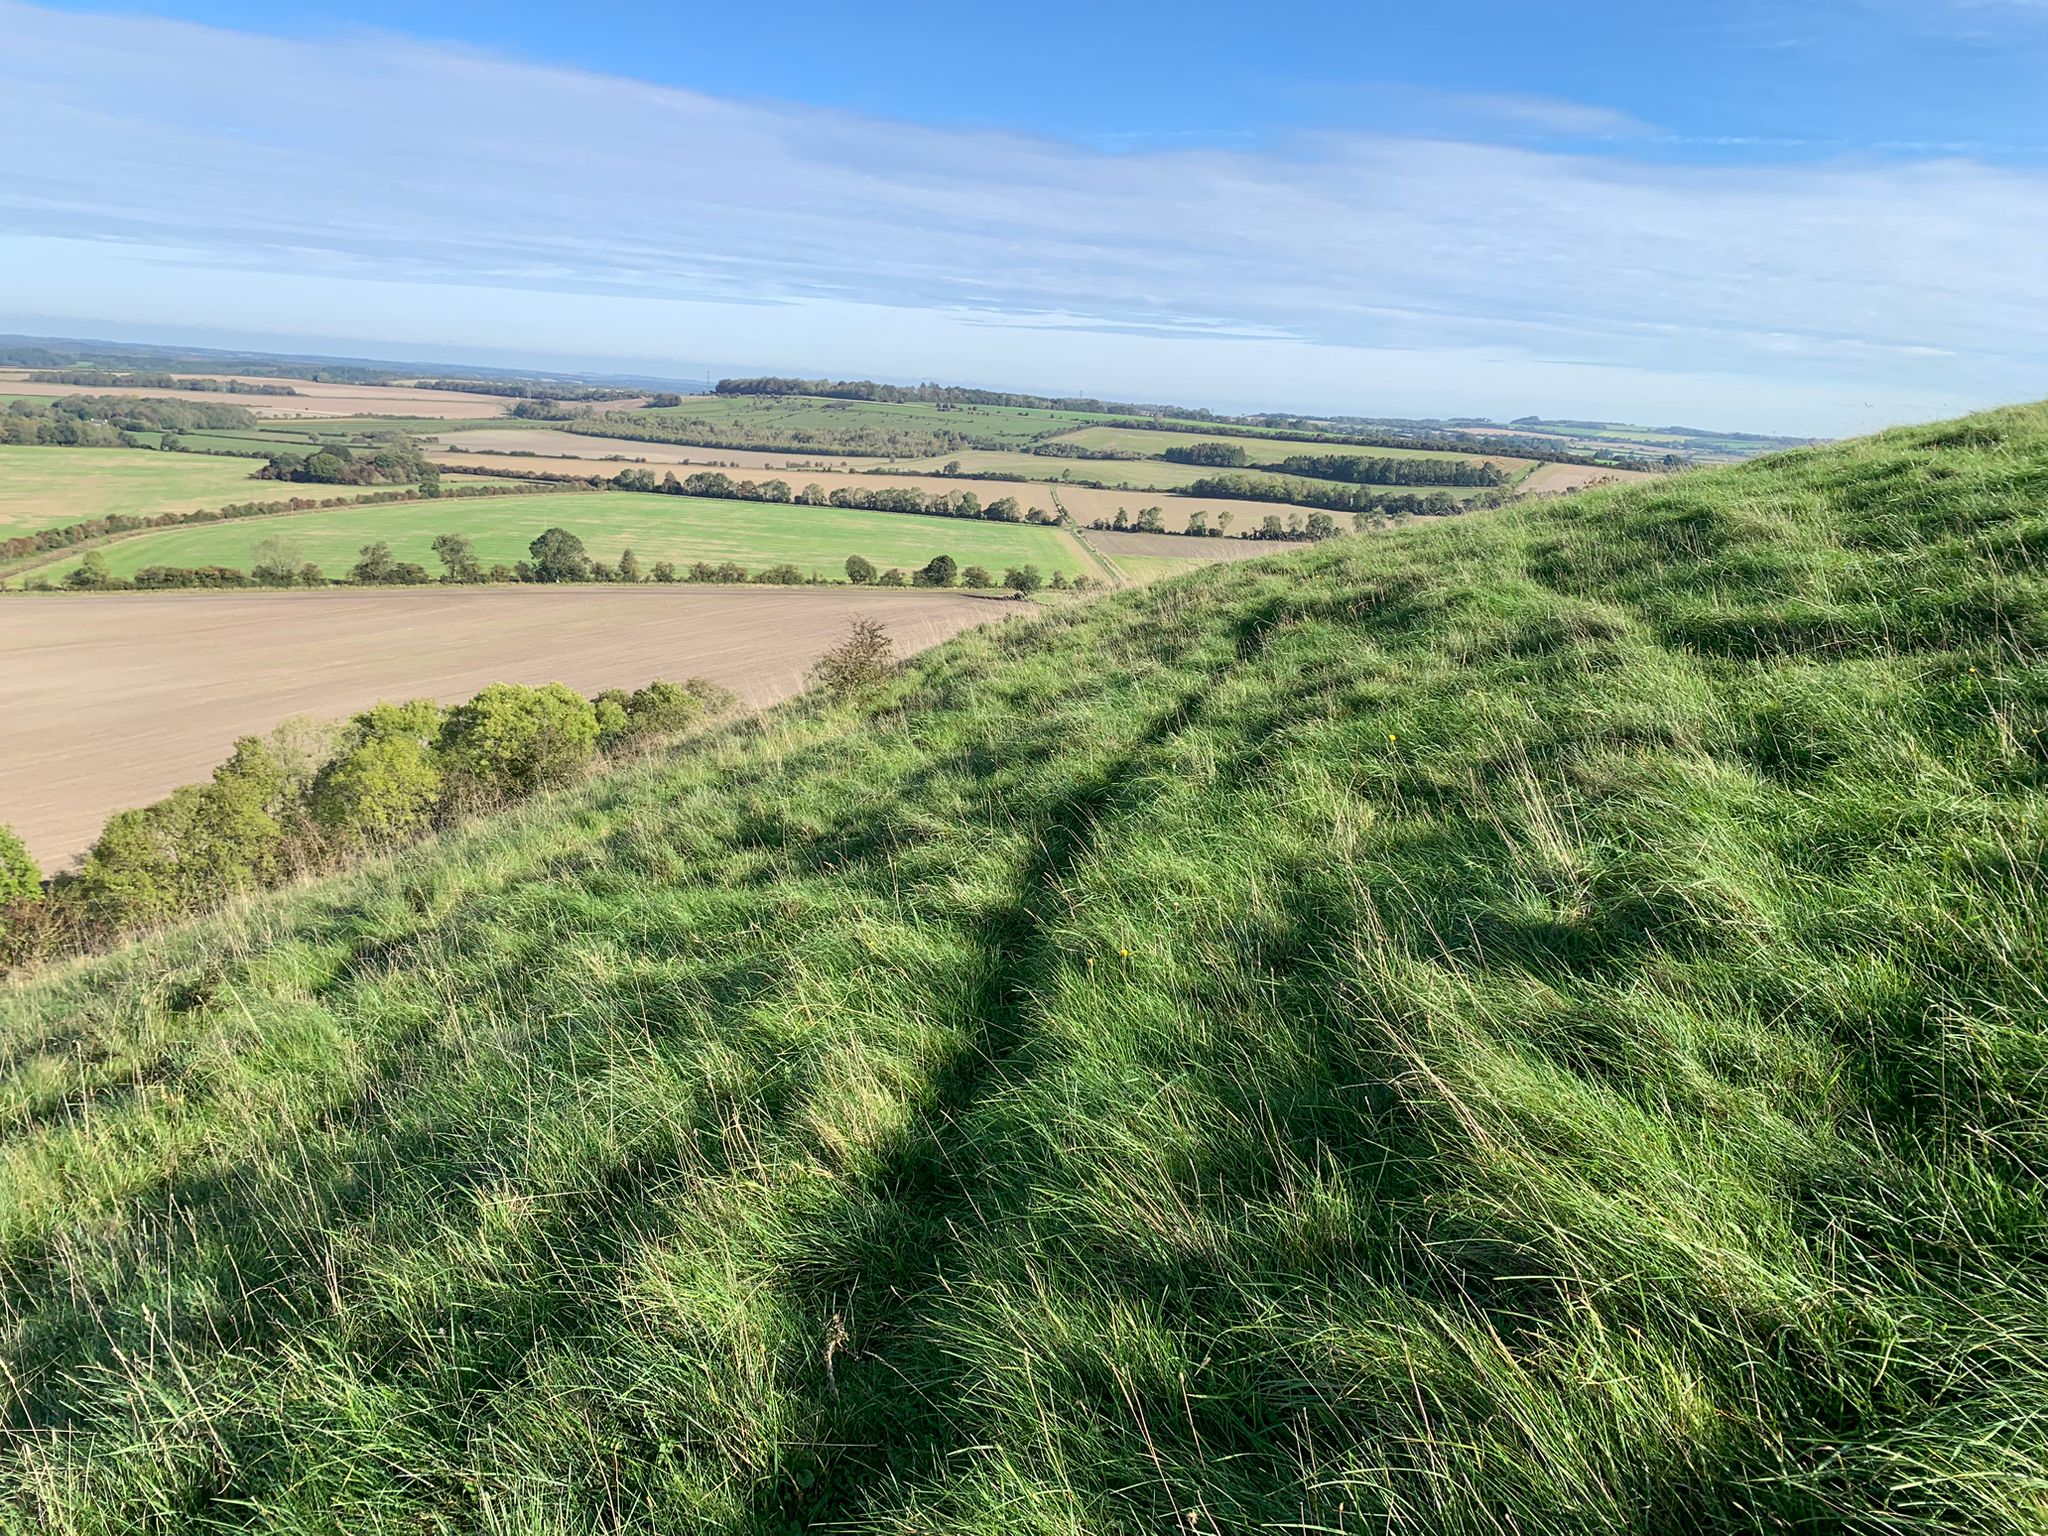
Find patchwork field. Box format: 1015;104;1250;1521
0;445;275;540
0;372;522;420
430;430;865;472
0;585;1009;872
1042;422;1533;471
29;489;1094;584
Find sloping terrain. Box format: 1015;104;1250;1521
2;404;2045;1532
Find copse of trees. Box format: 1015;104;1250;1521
26;370;296;395
1162;442;1251;467
257;436;438;490
1;393;261;446
0;677;739;973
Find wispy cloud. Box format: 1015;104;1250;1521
0;0;2042;433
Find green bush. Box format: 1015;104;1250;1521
311;736;445;842
0;823;39;905
914;554;958;587
845;554;877;584
440;682;600;795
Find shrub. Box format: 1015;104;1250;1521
1004;564;1045;595
845;555;877;585
65;551;115;590
756;563;806;585
652;561;678;583
915;554;958;588
876;567;907;587
311;736;445;842
0;824;39;905
809;619;895;698
961;565;993;588
440;683;600;795
617;549;644;583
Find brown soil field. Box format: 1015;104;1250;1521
1516;462;1662;496
1083;529;1305;562
0;373;518;420
429;429;881;472
0;585;1015;873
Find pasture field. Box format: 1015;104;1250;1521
0;445;274;540
28;489;1093;583
429;429;859;472
0;585;1008;871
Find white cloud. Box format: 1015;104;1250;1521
1;0;2043;434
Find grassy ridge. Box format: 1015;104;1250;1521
2;405;2046;1530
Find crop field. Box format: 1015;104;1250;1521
1041;422;1533;470
0;585;1009;872
0;372;521;420
0;445;275;540
29;489;1094;584
429;429;861;472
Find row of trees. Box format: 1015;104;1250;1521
845;554;1073;594
0;677;736;970
1086;506;1349;541
573;411;973;459
418;378;639;402
1267;453;1507;487
608;467;1065;526
26;371;297;395
711;378;1198;419
1183;473;1483;517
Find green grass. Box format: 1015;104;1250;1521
0;445;276;541
615;395;1113;449
3;404;2048;1530
29;489;1092;582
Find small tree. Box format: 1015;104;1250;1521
960;565;992;589
66;551;115;590
652;560;678;583
876;567;907;587
1003;565;1044;595
809;619;895;699
432;532;485;584
618;548;644;583
527;527;592;583
252;535;306;586
351;542;397;584
0;824;40;905
311;735;444;843
915;554;958;588
845;554;877;585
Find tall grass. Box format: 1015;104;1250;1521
1;404;2045;1532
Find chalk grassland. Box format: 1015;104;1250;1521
0;445;274;540
28;490;1094;584
0;372;522;420
1;406;2043;1529
0;585;1008;872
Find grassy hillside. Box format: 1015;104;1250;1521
3;404;2046;1532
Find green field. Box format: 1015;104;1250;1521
611;395;1114;449
0;445;277;540
30;489;1091;582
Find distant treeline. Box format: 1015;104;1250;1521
1268;454;1507;487
25;370;298;395
2;394;260;446
1028;441;1142;461
0;676;737;971
1183;474;1495;517
714;377;1218;419
1115;417;1643;471
419;378;640;402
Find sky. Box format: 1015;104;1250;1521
3;0;2046;434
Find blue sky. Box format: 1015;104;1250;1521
4;0;2046;432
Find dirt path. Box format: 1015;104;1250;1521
0;586;1018;873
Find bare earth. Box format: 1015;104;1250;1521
0;587;1015;872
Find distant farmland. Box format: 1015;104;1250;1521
0;445;272;540
0;372;525;420
28;490;1097;583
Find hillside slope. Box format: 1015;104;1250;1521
3;405;2046;1533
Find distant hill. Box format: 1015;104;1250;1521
2;403;2043;1530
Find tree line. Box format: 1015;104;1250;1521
256;438;438;489
1182;473;1488;517
417;378;640;402
2;393;261;446
712;377;1213;419
606;466;1064;526
571;411;975;459
26;370;298;395
0;676;737;971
